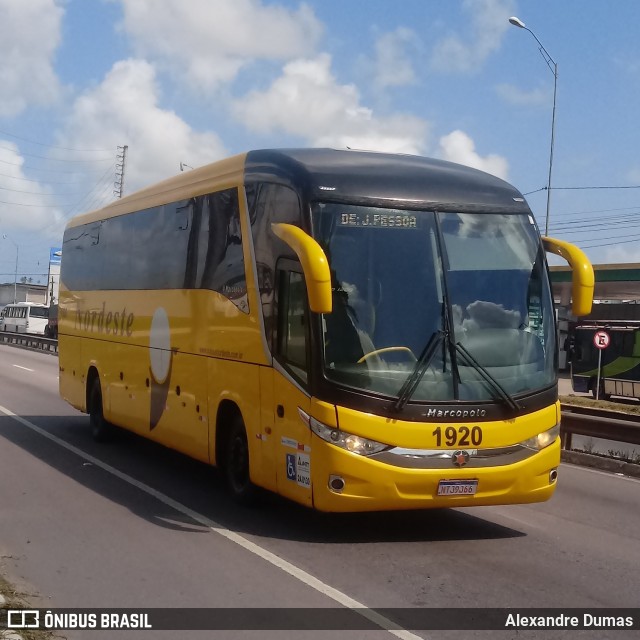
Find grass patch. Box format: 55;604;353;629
0;572;59;640
560;394;640;414
568;443;640;465
607;448;640;464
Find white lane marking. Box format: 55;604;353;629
562;461;640;483
12;365;34;372
0;404;423;640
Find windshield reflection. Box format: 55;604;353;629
312;204;556;404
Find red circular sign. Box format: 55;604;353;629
593;330;610;350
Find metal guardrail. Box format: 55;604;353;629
0;332;638;452
560;404;640;448
0;330;58;354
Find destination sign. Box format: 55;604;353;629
338;212;418;228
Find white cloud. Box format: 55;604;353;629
0;0;63;117
373;28;418;89
0;142;65;235
58;59;227;195
438;130;509;179
602;244;640;264
496;83;550;106
118;0;323;91
234;54;429;154
431;0;516;72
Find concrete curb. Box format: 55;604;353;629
561;449;640;478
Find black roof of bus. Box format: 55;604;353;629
65;148;533;230
245;148;530;214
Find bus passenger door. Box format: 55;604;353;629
271;269;313;507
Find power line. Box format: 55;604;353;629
0;170;98;184
21;165;117;243
84;180;117;214
550;212;640;230
523;187;547;196
0;143;113;162
556;185;640;191
525;184;640;193
580;235;640;248
552;220;640;235
573;230;640;244
15;167;118;249
64;164;119;218
0;157;114;173
553;204;640;217
0;198;74;207
0;128;112;152
0;185;88;197
1;150;121;248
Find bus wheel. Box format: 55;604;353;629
89;378;113;442
225;417;256;504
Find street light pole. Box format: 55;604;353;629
509;16;558;237
2;233;18;303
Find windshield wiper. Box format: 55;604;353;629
393;330;444;412
454;341;521;412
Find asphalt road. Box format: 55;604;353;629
0;344;639;639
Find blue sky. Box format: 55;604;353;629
1;0;640;285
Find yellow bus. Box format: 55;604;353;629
59;149;594;512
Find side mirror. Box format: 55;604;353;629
542;236;594;317
271;223;333;314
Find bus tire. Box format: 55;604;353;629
225;417;256;505
89;378;113;442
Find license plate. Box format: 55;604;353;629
437;479;478;496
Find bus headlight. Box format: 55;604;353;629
520;424;560;451
298;409;389;456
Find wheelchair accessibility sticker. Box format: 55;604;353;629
286;454;296;481
285;452;311;488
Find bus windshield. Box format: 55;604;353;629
312;204;556;404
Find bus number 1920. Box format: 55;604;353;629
432;426;482;447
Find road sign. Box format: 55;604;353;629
593;330;610;350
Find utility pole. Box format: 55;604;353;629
114;145;128;199
2;234;18;303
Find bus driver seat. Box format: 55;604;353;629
324;283;377;368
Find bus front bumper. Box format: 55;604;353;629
311;438;560;512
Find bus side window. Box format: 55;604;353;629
276;269;308;386
249;183;302;351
